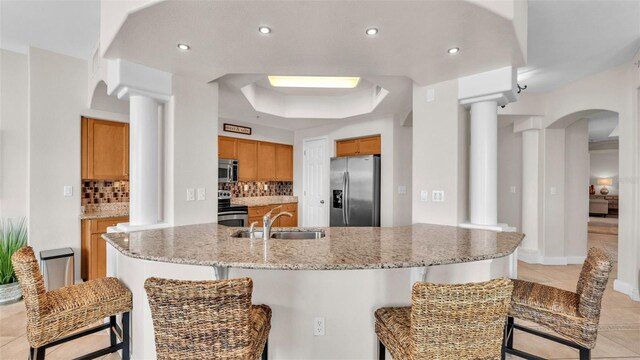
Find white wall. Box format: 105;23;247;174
392;115;413;226
0;50;28;218
293;116;397;227
497;121;522;230
564;119;589;260
218;118;293;145
28;47;87;277
165;76;218;226
412;80;468;226
590;150;619;195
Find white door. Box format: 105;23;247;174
303;137;328;227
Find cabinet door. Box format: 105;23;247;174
275;144;293;181
258;142;277;181
358;136;381;155
86;118;129;179
279;212;297;227
90;234;107;279
237;140;258;181
336;139;359;157
218;136;238;159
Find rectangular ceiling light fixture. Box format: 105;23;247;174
268;76;360;88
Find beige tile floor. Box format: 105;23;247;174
0;233;638;359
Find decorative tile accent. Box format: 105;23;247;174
218;181;293;197
82;180;130;206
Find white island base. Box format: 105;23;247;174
107;244;515;360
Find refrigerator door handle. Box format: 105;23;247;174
342;172;347;225
345;171;350;225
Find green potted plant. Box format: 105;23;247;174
0;217;28;305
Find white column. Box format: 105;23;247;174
469;100;498;226
129;95;160;226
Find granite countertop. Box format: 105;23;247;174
80;204;129;220
231;196;298;207
80;210;130;220
103;223;524;270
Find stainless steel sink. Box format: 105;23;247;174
271;231;325;239
231;230;325;240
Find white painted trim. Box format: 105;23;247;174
517;251;586;266
613;279;640;301
566;256;587;264
517;249;542;264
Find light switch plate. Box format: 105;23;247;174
420;190;428;202
550;186;557;195
510;186;517;193
63;186;73;197
197;188;206;201
187;188;195;201
426;88;435;102
398;186;406;195
432;190;445;202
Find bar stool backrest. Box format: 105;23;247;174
576;247;613;321
144;277;254;360
410;278;513;359
11;247;48;325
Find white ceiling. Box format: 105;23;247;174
519;0;640;92
0;0;100;59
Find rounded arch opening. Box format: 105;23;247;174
90;80;130;115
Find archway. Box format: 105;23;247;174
89;80;129;115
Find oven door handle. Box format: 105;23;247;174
218;211;248;216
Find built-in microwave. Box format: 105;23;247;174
218;159;238;183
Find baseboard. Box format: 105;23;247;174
613;279;640;301
517;252;586;266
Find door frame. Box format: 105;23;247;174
302;136;329;227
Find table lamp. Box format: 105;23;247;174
597;178;613;195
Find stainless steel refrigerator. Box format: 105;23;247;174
330;155;381;227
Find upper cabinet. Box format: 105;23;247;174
275;144;293;181
257;142;277;181
218;136;238;159
335;135;381;157
237;139;258;181
82;117;129;180
219;136;293;182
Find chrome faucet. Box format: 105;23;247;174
263;206;293;240
248;221;259;240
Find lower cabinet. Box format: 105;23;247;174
81;216;128;281
247;203;298;227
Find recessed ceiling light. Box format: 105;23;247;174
366;27;378;36
448;47;460;54
177;43;190;51
268;76;360;89
259;26;271;34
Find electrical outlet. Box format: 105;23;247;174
197;188;206;201
63;186;73;197
186;188;195;201
550;186;557;195
314;317;325;336
244;184;249;191
264;184;269;191
420;190;428;202
510;186;517;194
432;190;445;202
398;186;406;195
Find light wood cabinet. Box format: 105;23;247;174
237;140;258;181
81;216;128;281
258;142;277;181
219;136;293;182
218;136;238;159
335;135;381;157
247;203;298;228
82;117;129;180
275;144;293;181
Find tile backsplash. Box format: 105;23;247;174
82;180;129;206
219;181;293;197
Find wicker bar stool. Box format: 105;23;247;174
504;247;613;360
144;277;271;360
11;246;132;360
375;278;513;360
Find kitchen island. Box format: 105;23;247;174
104;223;523;359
